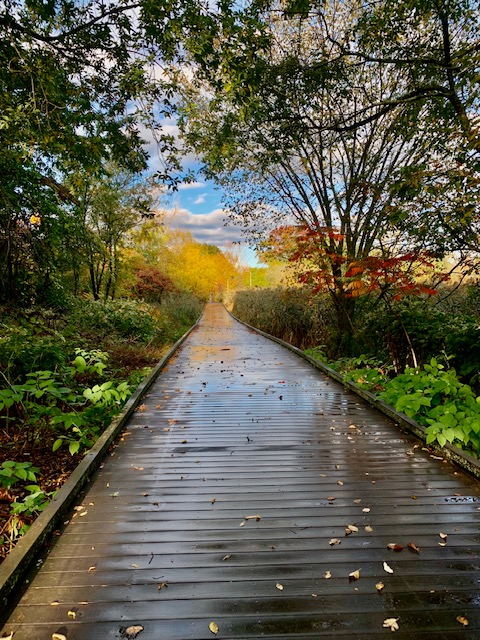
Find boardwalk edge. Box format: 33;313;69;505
227;308;480;481
0;318;200;613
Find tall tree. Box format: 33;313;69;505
179;2;446;344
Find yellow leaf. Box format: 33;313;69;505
376;582;385;592
324;570;332;579
209;621;219;635
348;569;361;581
52;635;67;640
456;616;469;627
383;618;399;631
67;610;76;619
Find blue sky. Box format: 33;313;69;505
145;121;260;265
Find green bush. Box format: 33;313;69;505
379;358;480;453
68;298;157;342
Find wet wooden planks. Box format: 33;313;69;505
2;302;480;639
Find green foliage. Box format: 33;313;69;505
0;462;38;489
68;298;157;342
379;358;480;453
0;347;133;454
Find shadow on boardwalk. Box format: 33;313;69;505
2;303;480;639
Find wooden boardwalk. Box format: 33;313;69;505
2;303;480;639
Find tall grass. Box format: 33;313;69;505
226;288;335;350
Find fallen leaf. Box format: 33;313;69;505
456;616;469;627
349;569;361;581
133;466;144;471
52;634;67;640
51;600;60;606
239;520;246;527
354;499;362;504
67;610;76;619
211;498;217;504
345;524;359;535
131;564;139;568
439;532;448;540
329;538;341;546
276;582;284;590
79;511;87;517
348;424;357;430
383;618;399;632
407;542;420;554
362;508;371;513
387;543;404;552
245;514;261;521
365;525;373;532
337;480;344;486
376;582;385;592
88;566;96;572
222;554;232;561
324;570;332;579
157;582;168;590
383;562;394;574
438;542;447;547
326;496;336;501
2;633;14;640
125;626;144;638
137;405;148;412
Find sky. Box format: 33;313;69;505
144;120;260;267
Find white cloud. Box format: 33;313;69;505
193;194;207;204
164;207;245;247
177;181;206;190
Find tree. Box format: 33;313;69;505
180;3;447;345
0;0;188;304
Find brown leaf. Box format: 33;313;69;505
383;618;399;631
456;616;469;627
211;498;217;504
387;543;404;552
245;514;261;521
348;569;361;581
407;542;420;554
157;582;168;590
326;496;336;501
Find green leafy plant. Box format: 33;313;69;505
379;358;480;452
0;461;39;489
